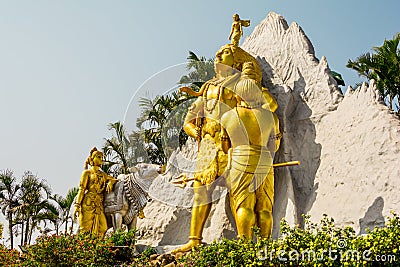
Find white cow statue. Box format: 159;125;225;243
104;163;163;232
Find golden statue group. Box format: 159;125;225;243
73;14;296;252
173;14;283;253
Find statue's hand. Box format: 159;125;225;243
73;204;81;221
184;122;201;140
189;126;201;140
106;182;114;193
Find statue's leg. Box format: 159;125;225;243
128;216;137;231
172;180;211;253
114;212;123;231
232;34;240;46
255;169;274;239
190;180;211;238
256;210;273;238
111;214;116;232
235;193;256;239
99;212;109;236
128;216;139;256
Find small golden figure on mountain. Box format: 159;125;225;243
229;14;250;46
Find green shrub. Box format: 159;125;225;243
23;232;117;266
109;228;138;263
178;213;400;267
109;228;136;247
2;213;399;266
130;246;158;266
0;244;21;266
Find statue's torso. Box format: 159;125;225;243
82;170;106;210
202;82;236;122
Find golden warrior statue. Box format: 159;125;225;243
74;147;117;236
174;40;280;252
172;15;284;252
221;68;278;239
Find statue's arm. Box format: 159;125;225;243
74;170;90;218
240;19;250;27
262;88;278;112
272;113;282;152
220;115;231;154
267;113;282;153
228;23;235;40
105;174;118;193
183;97;203;140
76;170;89;205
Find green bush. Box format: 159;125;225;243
1;214;399;266
109;228;136;247
23;232;117;266
130;246;158;267
20;229;141;266
178;213;400;266
0;244;21;266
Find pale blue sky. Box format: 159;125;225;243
0;0;399;200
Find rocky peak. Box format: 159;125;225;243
242;12;342;115
243;12;400;235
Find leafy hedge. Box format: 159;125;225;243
178;213;400;267
23;232;116;266
14;229;136;266
0;244;20;266
0;214;399;266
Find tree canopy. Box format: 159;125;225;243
347;33;400;112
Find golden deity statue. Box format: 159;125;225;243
221;71;278;239
174;43;273;253
74;147;117;236
228;14;250;46
170;14;287;252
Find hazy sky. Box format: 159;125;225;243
0;0;399;202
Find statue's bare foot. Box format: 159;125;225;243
171;238;202;254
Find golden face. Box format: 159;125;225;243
92;152;103;166
215;48;234;67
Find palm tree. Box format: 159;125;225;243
136;91;191;164
50;187;78;234
178;51;215;91
136;96;168;164
103;121;142;176
331;71;345;86
13;171;52;245
134;51;216;164
32;201;59;237
347;33;400;112
0;169;19;249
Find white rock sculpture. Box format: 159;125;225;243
241;12;400;236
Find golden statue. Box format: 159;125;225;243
174;44;267;253
228;14;250;46
74;147;117;236
221;74;278;239
172;15;286;249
